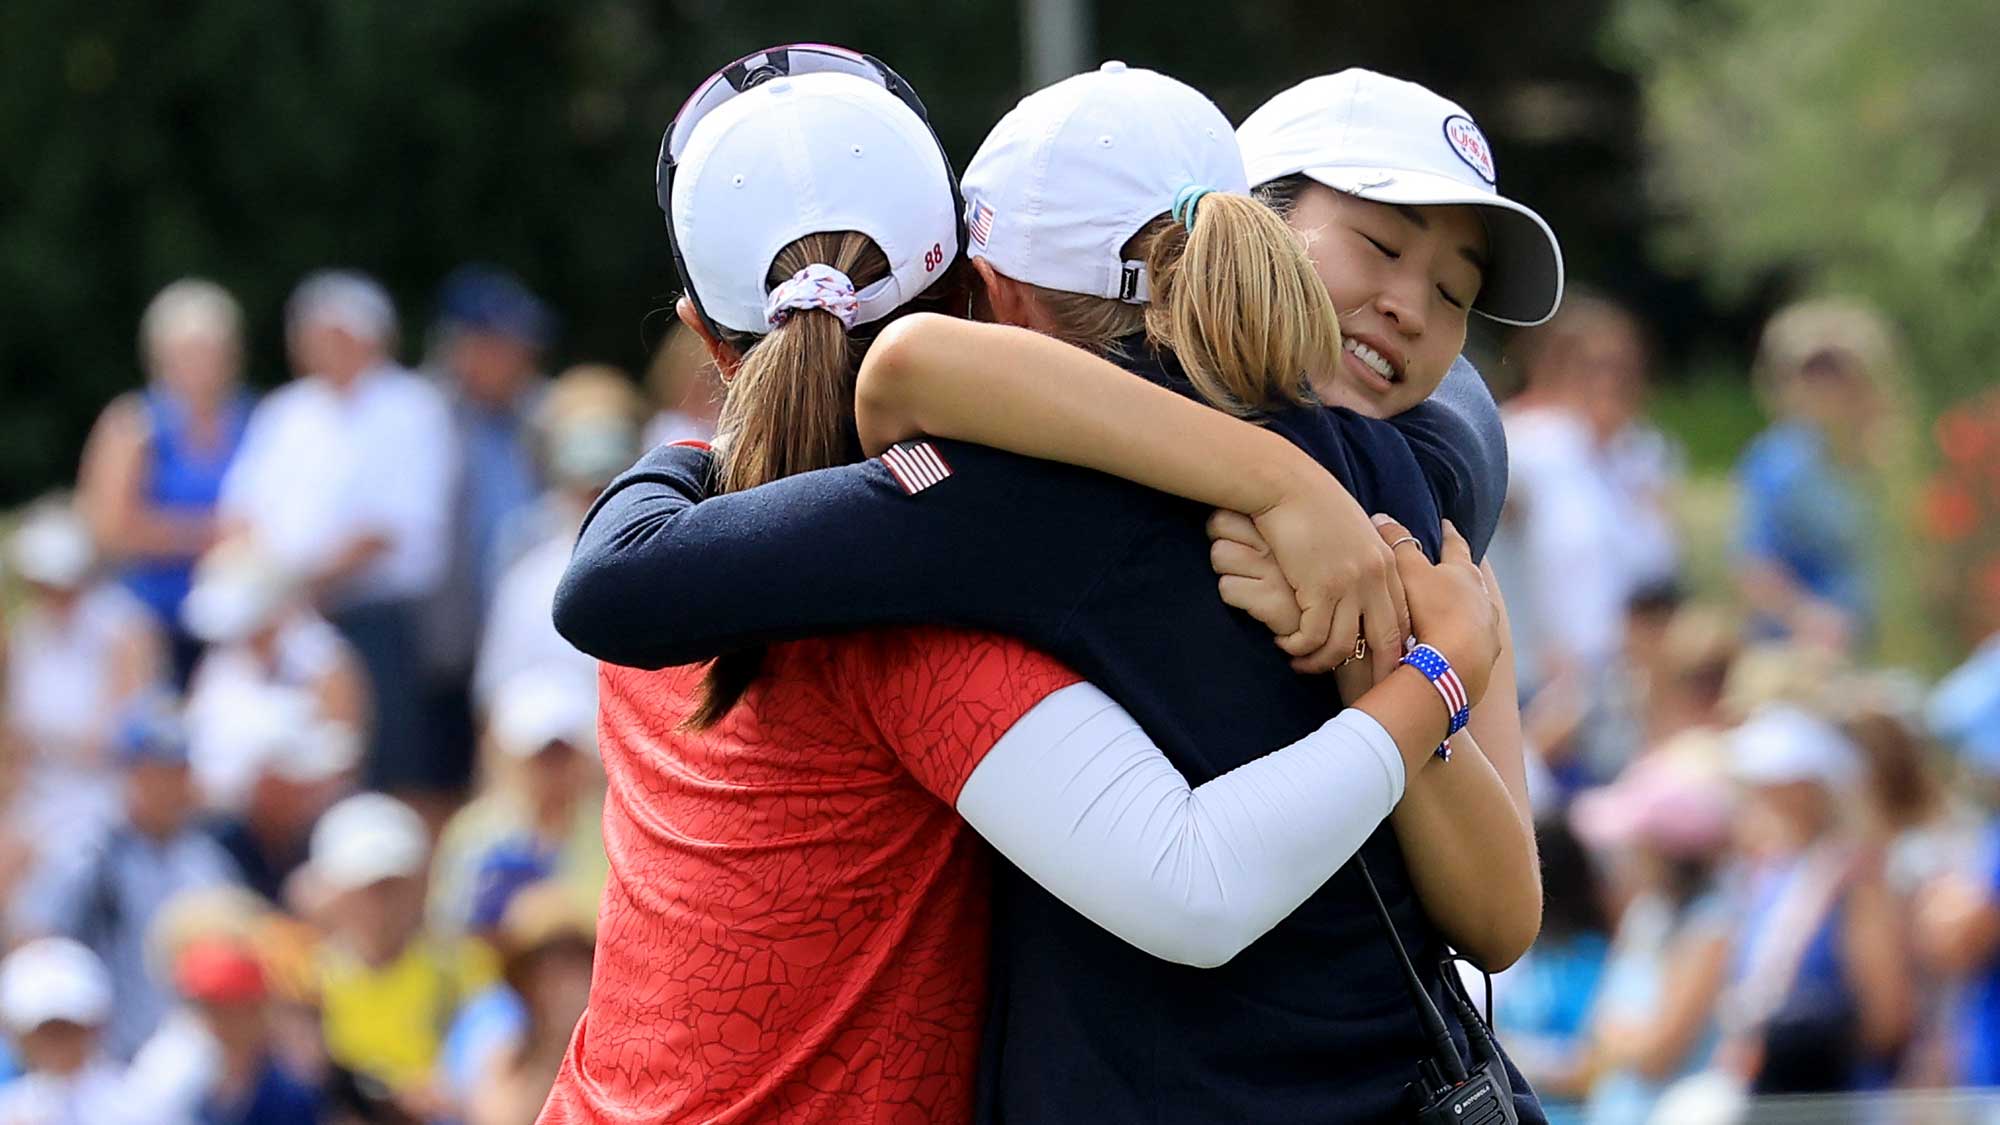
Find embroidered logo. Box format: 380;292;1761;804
1442;115;1496;185
880;440;953;495
968;201;995;247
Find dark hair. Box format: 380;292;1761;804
1250;174;1314;221
687;231;891;728
1535;817;1610;941
689;236;966;728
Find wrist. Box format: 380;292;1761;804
1399;643;1471;761
1243;432;1320;519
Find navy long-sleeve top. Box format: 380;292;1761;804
554;345;1539;1124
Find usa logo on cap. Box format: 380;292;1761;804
1442;115;1496;185
968;201;995;247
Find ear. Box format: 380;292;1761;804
677;296;743;378
971;258;1035;330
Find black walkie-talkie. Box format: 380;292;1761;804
1355;857;1517;1125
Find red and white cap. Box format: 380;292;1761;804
669;70;959;336
962;61;1247;303
1238;69;1564;326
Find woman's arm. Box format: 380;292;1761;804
953;675;1439;967
76;395;216;561
1841;861;1915;1056
1590;925;1731;1081
1388;564;1541;969
859;315;1407;681
1208;517;1539;967
882;532;1499;968
555;441;1147;669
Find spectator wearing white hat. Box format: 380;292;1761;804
202;687;360;905
1703;706;1913;1095
0;937;141;1122
14;695;242;1060
77;277;253;687
306;792;480;1117
181;539;367;813
2;500;165;855
428;669;603;939
217;270;457;818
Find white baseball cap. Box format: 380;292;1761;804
0;937;113;1034
9;503;94;589
1730;705;1862;790
309;792;430;893
1238;69;1564;326
667;67;959;336
491;669;597;759
962;61;1247;304
182;539;298;644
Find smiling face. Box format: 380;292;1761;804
1282;184;1488;417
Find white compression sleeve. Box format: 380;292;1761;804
954;683;1406;968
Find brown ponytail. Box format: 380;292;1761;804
1022;189;1341;417
687;230;891;728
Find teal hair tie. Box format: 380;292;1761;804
1172;184;1214;231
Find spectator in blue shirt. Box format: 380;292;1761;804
1735;298;1904;651
78;278;252;687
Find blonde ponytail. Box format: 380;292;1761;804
1141;192;1339;417
1022;192;1341;417
690;230;891;729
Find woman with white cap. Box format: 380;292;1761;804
0;938;121;1120
3;500;164;845
549;47;1507;1124
565;75;1559;966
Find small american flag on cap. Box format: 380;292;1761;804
968;201;995;246
880;440;953;495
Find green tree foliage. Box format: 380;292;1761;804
1609;0;2000;410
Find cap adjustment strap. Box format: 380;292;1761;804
764;263;860;330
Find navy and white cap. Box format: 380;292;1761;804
670;71;959;336
962;61;1246;303
1238;69;1564;326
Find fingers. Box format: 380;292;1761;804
1371;514;1412;548
1218;575;1302;635
1209;538;1277;581
1386;550;1412;651
1279;595;1335;659
1440;519;1473;567
1287;595;1361;675
1206;509;1267;552
1360;547;1403;683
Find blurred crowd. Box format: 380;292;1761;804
5;265;2000;1125
1485;294;2000;1122
0;268;718;1124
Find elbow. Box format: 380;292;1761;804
551;559;658;669
1142;899;1268;970
1457;893;1543;974
854;313;944;451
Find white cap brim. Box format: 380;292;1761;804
1297;164;1564;327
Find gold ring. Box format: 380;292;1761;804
1338;633;1368;668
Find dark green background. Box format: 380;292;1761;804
0;0;1762;504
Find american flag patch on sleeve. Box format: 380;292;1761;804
880;440;953;495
